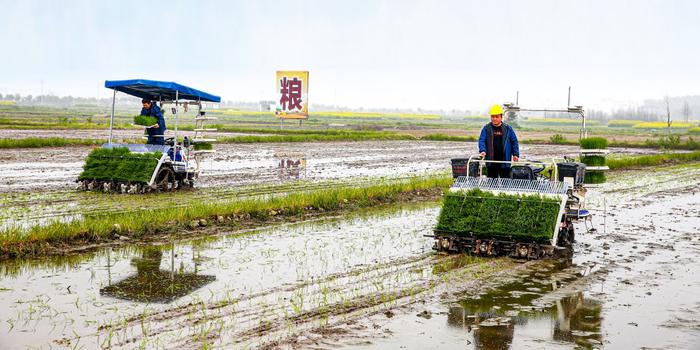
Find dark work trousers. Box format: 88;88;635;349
486;166;511;179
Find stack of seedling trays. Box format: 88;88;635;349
191;113;218;172
435;176;569;246
579;137;609;184
78;147;162;185
436;188;563;244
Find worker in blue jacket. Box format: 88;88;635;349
478;104;520;178
141;99;166;145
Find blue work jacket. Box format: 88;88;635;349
140;104;166;137
478;123;520;168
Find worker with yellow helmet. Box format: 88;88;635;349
478;104;520;178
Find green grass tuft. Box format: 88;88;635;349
580;137;608;149
549;134;568;144
420;134;477;142
435;188;561;244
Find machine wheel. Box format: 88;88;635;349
568;225;576;243
154;167;175;192
557;223;575;247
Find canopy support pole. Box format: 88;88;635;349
108;89;116;144
175;90;179;144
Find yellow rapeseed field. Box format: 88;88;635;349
633;121;695;129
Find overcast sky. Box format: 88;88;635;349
0;0;698;111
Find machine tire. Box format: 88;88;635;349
154;167;175;192
568;225;576;243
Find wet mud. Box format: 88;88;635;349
0;140;664;232
0;158;698;349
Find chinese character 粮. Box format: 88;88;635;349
279;77;303;111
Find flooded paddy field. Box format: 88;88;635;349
0;140;666;232
1;162;698;349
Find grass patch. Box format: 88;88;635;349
607;151;700;170
311;111;441;120
0;175;452;258
689;127;700;135
78;147;162;183
435;189;561;244
134;115;158;126
580;137;608;149
0;137;100;148
607;120;639;128
549;134;568;144
420;134;477;142
219;132;415;143
524;118;600;126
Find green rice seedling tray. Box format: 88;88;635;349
584;171;606;184
435;188;562;244
193;142;213;151
580;137;608;149
580;155;606;166
79;147;162;184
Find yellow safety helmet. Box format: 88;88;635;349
489;104;504;116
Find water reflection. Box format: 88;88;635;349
447;263;603;349
100;245;216;303
275;151;306;180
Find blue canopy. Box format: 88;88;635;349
104;79;221;103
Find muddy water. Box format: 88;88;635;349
0;140;663;194
337;164;700;350
0;202;441;349
0;140;664;231
1;163;699;349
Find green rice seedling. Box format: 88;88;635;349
193;142;213;151
0;175;453;257
607;151;700;170
580;137;608;149
580;155;606;166
584;172;606;184
78;147;162;183
435;189;561;244
420;134;477;142
0;137;100;149
133;115;158;126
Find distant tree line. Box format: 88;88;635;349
1;92;696;122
